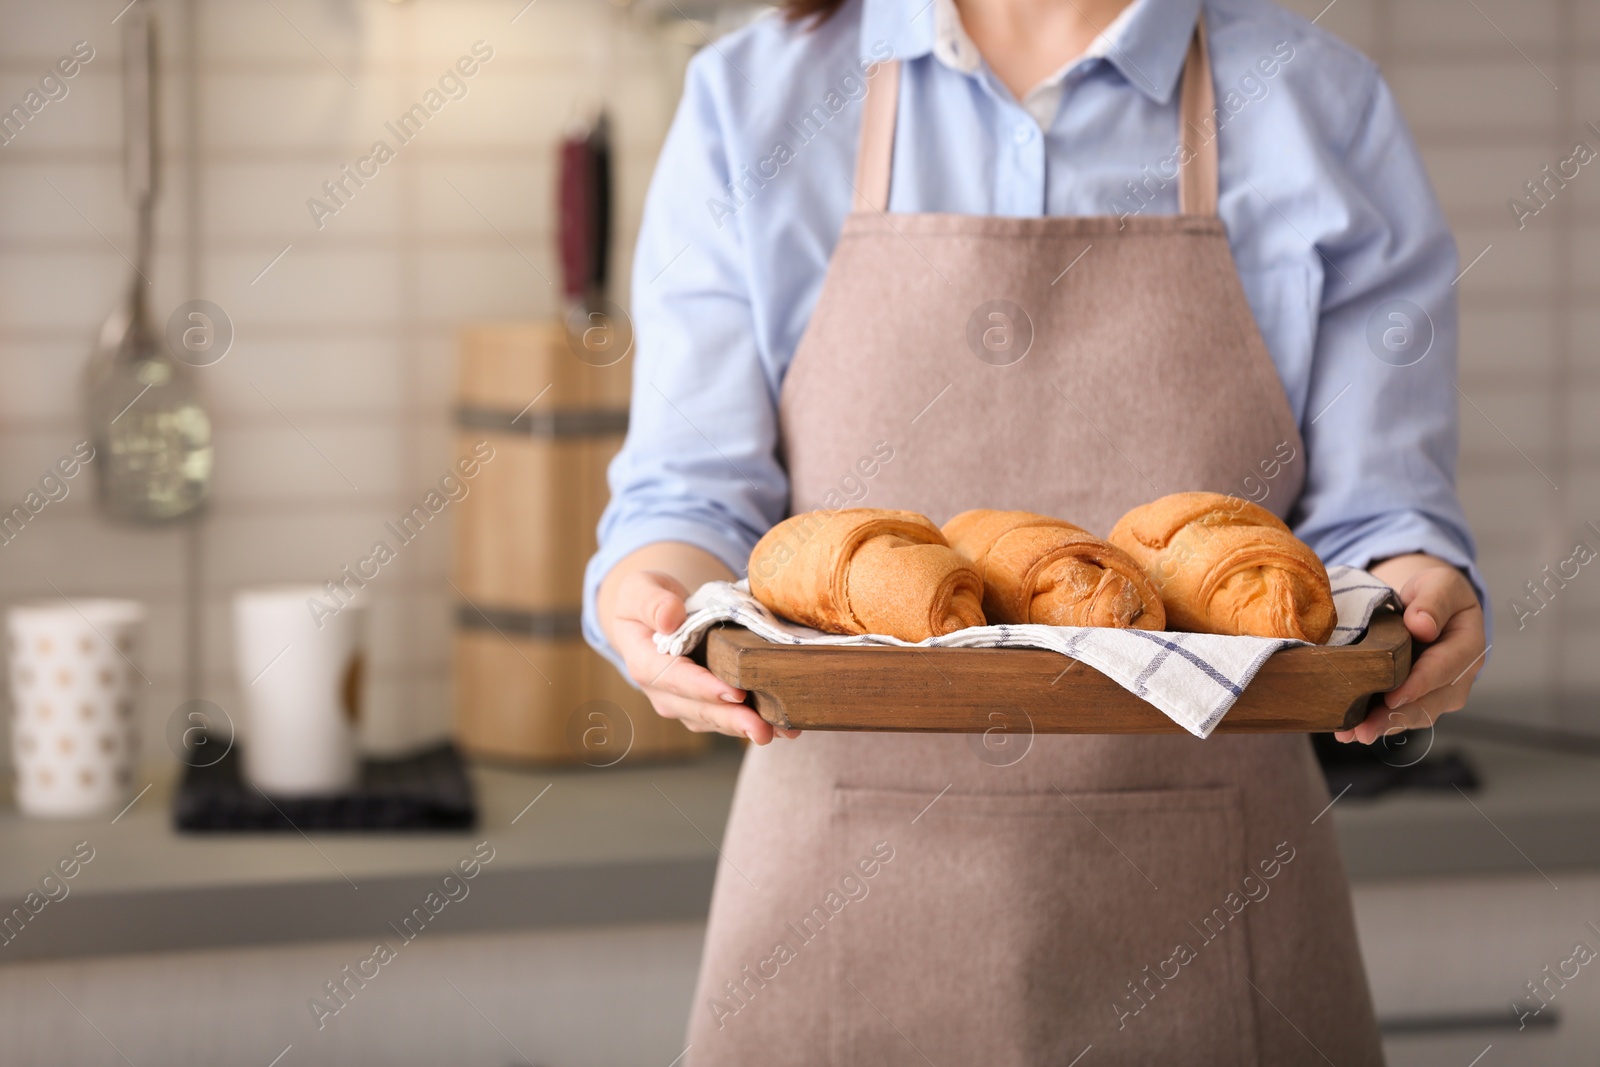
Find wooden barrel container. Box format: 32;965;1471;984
452;322;707;764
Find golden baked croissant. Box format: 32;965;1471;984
748;509;985;641
1107;492;1335;643
943;509;1165;630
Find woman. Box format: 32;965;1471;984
586;0;1488;1061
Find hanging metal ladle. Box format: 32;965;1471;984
85;6;212;523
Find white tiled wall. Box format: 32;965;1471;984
0;0;691;763
2;0;1597;769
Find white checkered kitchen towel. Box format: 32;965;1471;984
655;566;1399;738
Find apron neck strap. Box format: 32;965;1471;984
852;58;901;214
1176;19;1218;216
852;18;1220;217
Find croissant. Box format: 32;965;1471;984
1107;492;1335;643
748;509;986;641
942;509;1165;630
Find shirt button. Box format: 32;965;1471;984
1013;123;1035;145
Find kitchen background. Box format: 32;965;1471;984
1;0;1598;1064
3;0;1596;772
0;0;700;766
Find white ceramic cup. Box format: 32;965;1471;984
233;586;362;796
7;599;145;818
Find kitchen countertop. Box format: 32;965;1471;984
1;728;1596;963
0;748;744;964
1333;726;1600;881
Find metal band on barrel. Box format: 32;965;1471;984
455;406;628;437
456;604;584;640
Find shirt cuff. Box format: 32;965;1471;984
582;515;757;675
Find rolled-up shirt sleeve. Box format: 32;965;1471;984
582;52;789;669
1289;71;1490;638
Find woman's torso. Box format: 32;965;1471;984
674;0;1378;431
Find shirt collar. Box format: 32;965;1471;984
859;0;1203;105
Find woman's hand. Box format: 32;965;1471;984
1335;553;1487;745
598;543;799;744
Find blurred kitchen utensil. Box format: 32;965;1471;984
7;599;145;818
586;112;612;300
558;114;594;312
84;7;212;522
558;109;627;367
233;587;363;797
558;109;612;310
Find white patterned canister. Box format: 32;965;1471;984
7;600;145;818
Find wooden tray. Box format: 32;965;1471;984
701;612;1412;734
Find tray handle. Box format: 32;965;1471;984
692;624;794;729
1338;613;1426;734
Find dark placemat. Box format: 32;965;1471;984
1313;731;1481;800
174;740;477;832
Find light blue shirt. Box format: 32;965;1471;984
583;0;1486;665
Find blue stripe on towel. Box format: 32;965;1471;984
1125;630;1246;697
1132;646;1172;698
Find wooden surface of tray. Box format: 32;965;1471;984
701;612;1412;734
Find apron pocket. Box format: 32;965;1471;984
828;785;1261;1067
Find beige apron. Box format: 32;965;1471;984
684;19;1383;1066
